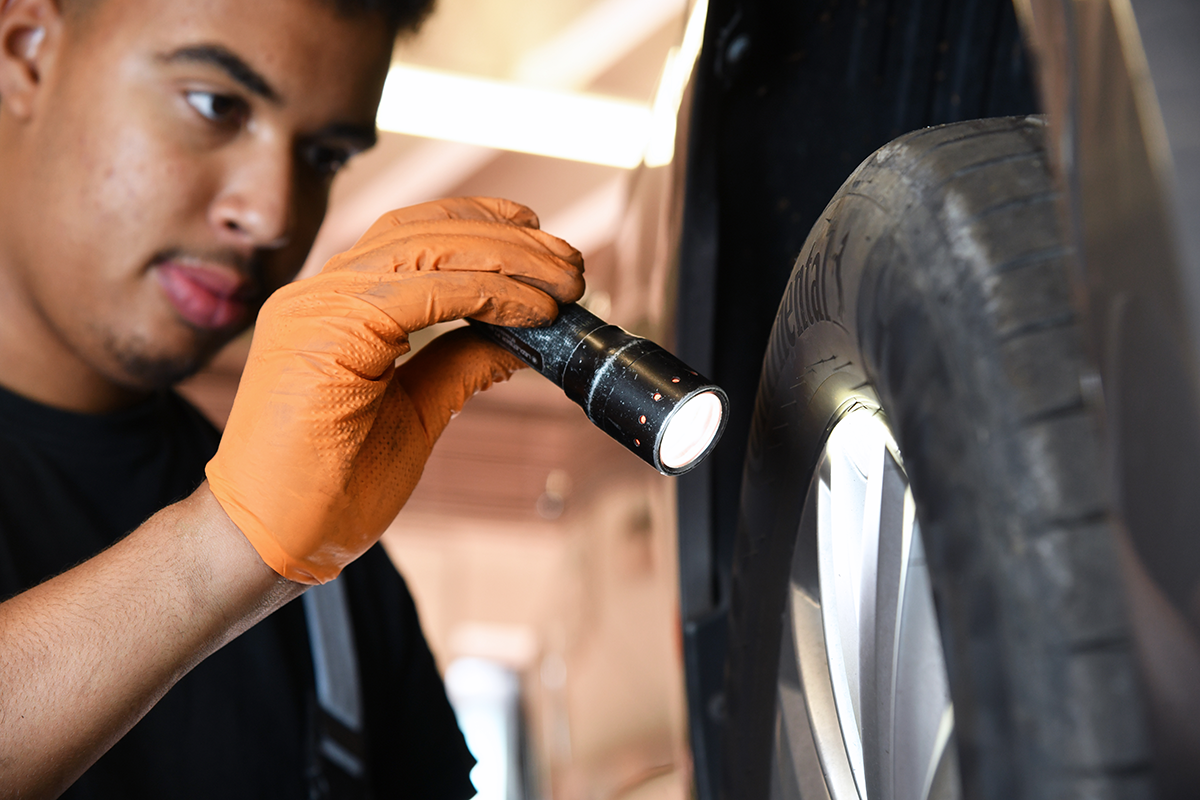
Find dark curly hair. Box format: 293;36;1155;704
323;0;436;35
59;0;436;36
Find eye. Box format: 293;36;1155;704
184;90;247;125
302;142;356;177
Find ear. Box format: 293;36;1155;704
0;0;63;120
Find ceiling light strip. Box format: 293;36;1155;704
376;64;653;168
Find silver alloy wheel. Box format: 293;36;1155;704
769;404;960;800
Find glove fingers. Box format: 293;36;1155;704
391;327;526;445
350;219;584;270
331;234;584;305
353;197;541;245
354;270;564;331
332;222;584;288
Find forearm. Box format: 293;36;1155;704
0;484;303;799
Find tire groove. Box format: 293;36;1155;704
996;311;1076;343
929;149;1043;194
1019;398;1086;426
905;120;1027;163
993;245;1071;274
967;189;1057;222
1065;634;1132;656
1045;509;1108;529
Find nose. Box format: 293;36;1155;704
209;142;295;250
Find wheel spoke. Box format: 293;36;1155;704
891;518;957;800
863;450;910;799
776;407;959;800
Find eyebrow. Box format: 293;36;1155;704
158;44;281;104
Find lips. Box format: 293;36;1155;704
156;261;253;330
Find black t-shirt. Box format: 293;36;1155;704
0;385;476;799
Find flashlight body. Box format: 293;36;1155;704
468;304;728;475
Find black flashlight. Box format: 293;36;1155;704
468;303;729;475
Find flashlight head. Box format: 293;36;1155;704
578;343;729;475
660;390;725;470
469;304;729;475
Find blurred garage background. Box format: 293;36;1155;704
178;1;703;797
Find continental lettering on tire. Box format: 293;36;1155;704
763;224;849;390
780;229;848;343
750;228;850;468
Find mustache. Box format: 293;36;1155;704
149;247;269;301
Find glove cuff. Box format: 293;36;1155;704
205;463;340;585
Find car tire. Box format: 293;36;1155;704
722;116;1153;800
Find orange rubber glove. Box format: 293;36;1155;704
206;197;584;584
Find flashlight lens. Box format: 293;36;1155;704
659;391;724;469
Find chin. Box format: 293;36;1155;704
113;350;208;390
101;327;229;391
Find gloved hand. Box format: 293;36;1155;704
206;197;584;584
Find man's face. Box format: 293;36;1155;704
1;0;394;390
